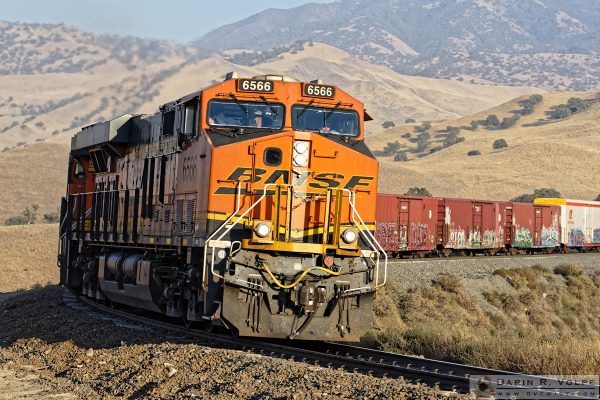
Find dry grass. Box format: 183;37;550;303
0;142;68;224
365;265;600;375
0;224;59;292
371;92;600;200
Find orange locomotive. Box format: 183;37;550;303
58;73;387;341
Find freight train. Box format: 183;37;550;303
375;194;600;258
58;73;387;341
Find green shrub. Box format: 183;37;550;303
405;118;416;123
512;188;561;203
383;141;401;155
4;204;39;225
405;187;432;197
414;121;431;133
467;150;481;156
493;139;508;149
382;120;395;129
500;115;519;129
550;104;571;119
486;114;500;127
393;152;408;162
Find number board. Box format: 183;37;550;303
237;79;274;93
303;83;335;99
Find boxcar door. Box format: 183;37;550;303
398;200;410;249
534;206;543;247
472;203;483;247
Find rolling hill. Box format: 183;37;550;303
370;92;600;201
0;18;541;151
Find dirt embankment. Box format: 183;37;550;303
0;223;59;293
0;287;454;399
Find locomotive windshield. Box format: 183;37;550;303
208;100;284;130
292;105;359;137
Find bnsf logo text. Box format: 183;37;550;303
215;167;374;194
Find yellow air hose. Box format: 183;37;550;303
260;261;340;289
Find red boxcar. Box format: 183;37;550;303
375;194;438;256
507;202;561;251
438;198;505;254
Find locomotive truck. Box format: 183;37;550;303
58;73;387;341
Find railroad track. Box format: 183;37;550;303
63;289;598;398
387;251;600;263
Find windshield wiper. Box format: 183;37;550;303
229;93;247;114
259;95;280;117
324;101;342;124
208;126;238;138
296;99;315;120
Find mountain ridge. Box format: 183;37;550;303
193;0;600;91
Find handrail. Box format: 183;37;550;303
344;189;388;290
202;182;243;287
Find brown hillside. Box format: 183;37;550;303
0;39;539;150
370;92;600;200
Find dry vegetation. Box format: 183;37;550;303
0;142;67;223
0;224;59;292
370;92;600;200
364;265;600;375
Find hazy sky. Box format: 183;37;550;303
1;0;334;41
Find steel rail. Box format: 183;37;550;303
65;289;598;398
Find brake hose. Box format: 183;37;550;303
259;261;340;289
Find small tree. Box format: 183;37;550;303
500;115;519;129
595;194;600;201
511;188;561;203
414;121;432;133
405;187;432;197
469;120;479;130
382;121;396;129
529;94;543;104
567;97;588;113
43;211;60;223
4;204;39;225
446;126;460;135
405;118;416;123
415;132;431;152
467;150;481;156
486;114;500;127
383;141;402;155
394;152;408;162
400;132;412;139
550;104;571;119
493;139;508;150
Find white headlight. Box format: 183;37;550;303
293;153;308;167
254;223;271;238
341;228;357;244
294;141;309;154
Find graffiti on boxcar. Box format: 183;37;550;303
468;230;482;247
375;222;398;250
568;228;586;247
593;229;600;244
398;225;408;249
541;226;559;247
514;227;533;248
448;228;467;248
410;223;429;248
481;230;497;247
